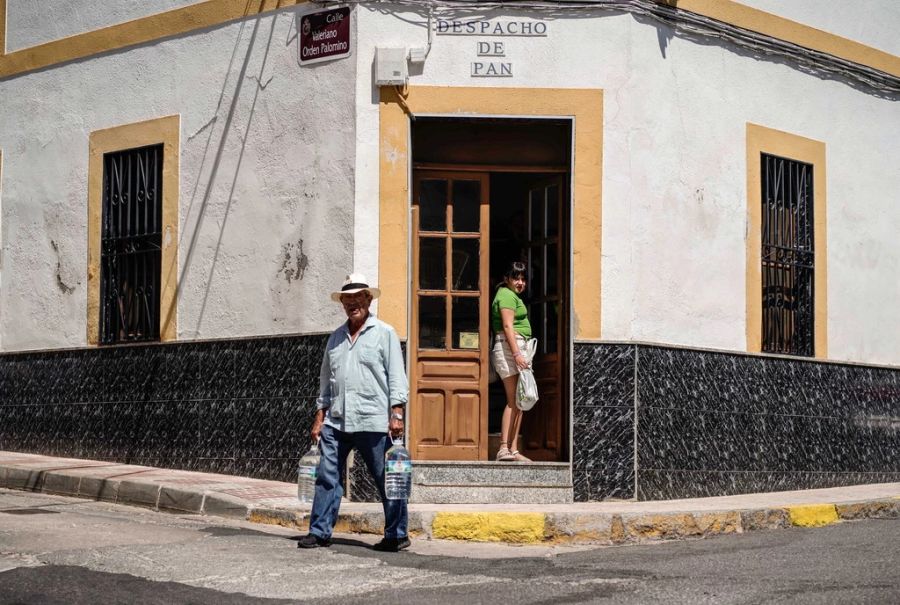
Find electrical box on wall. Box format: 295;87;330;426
374;47;408;86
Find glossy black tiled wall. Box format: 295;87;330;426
5;338;897;501
573;343;900;501
572;345;636;501
0;335;328;483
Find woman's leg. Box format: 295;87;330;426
509;402;524;453
500;375;521;454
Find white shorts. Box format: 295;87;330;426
491;333;527;380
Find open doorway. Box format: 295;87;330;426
408;117;571;463
488;173;569;462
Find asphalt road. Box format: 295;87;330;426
1;488;897;604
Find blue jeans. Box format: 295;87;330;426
308;424;408;540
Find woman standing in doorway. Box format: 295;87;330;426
491;261;533;462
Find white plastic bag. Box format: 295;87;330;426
515;338;539;411
516;368;539;411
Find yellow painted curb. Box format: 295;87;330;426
249;510;306;531
432;512;545;543
787;504;839;527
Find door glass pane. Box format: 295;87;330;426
419;179;447;231
530;301;544;349
547;185;559;236
452;296;479;350
452;239;479;291
528;246;544;299
529;189;544;239
546;301;559;354
419;237;446;290
419;296;446;349
452;180;480;232
547;243;558;298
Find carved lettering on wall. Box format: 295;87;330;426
435;19;548;78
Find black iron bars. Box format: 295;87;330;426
761;153;815;357
99;144;163;344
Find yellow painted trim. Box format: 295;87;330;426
0;0;896;80
379;86;603;340
0;0;305;78
667;0;900;77
746;123;827;358
786;504;839;527
432;512;546;543
87;115;180;345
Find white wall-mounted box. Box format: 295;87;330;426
374;47;408;86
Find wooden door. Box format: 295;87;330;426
521;177;565;461
410;171;490;460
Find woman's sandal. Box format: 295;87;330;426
496;447;515;462
510;450;531;462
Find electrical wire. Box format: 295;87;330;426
312;0;899;96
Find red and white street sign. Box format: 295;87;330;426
299;6;352;65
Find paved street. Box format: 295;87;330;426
1;489;898;604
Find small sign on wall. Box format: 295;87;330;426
300;6;351;65
458;332;480;349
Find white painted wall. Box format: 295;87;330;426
353;4;900;366
737;0;900;56
1;2;897;365
6;0;200;52
0;6;356;351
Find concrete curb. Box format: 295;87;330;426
2;453;898;547
245;499;900;546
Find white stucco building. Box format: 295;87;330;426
1;1;897;502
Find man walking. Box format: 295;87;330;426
298;274;410;552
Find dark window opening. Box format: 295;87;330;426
99;144;163;345
761;153;814;356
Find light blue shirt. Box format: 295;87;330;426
317;315;408;433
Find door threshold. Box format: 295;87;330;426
415;460;570;467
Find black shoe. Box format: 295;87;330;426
373;537;411;552
298;534;332;549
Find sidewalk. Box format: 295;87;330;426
2;451;898;546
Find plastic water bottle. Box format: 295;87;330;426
297;441;320;504
384;436;412;500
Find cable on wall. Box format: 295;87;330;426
314;0;900;97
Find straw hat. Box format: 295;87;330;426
330;273;382;302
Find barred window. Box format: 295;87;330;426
761;153;814;356
99;145;163;344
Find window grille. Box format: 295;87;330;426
99;144;163;344
761;153;814;356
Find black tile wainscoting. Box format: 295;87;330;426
3;339;897;502
0;335;329;483
572;343;900;501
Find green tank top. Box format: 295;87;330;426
491;286;532;338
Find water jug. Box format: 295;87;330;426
384;436;412;500
297;441;320;504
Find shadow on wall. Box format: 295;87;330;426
175;8;281;337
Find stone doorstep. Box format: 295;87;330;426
413;463;571;488
410;485;574;505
